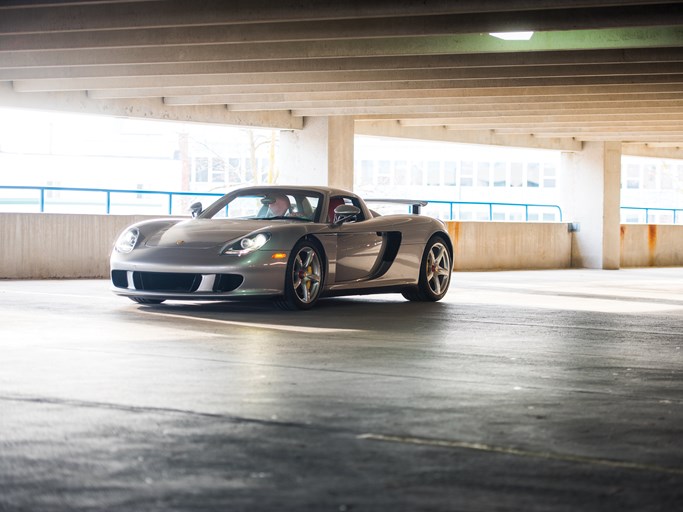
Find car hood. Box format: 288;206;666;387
145;219;273;248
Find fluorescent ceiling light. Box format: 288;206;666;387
489;31;534;41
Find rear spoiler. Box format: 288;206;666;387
365;199;428;215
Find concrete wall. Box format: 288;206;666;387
620;224;683;267
0;213;158;279
1;213;681;279
446;221;572;271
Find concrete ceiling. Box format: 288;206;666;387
1;0;683;156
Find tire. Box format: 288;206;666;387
129;297;166;305
402;235;452;302
276;238;325;310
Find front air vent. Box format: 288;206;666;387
213;274;244;292
111;270;128;288
132;272;202;293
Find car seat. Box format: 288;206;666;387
327;197;345;223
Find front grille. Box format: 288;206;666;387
133;272;202;293
113;271;244;293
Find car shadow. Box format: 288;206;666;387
134;295;454;333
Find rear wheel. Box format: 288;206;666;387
129;297;166;305
276;239;324;310
403;235;452;302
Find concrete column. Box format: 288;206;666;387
562;141;622;269
278;116;354;189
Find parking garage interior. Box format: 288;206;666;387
1;1;683;510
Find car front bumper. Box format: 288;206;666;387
110;247;289;301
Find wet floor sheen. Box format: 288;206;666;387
1;268;682;511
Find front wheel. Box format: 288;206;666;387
276;239;325;310
403;235;452;302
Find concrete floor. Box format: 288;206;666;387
1;268;682;511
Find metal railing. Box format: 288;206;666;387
423;200;563;222
0;185;223;215
1;185;681;224
1;185;565;221
620;206;682;224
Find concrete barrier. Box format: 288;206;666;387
620;224;683;267
0;213;159;279
1;213;680;278
446;221;572;271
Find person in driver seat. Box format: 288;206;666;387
267;194;291;217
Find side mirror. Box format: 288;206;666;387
333;204;360;225
190;202;203;218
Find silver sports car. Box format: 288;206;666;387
110;185;453;310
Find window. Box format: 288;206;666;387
493;162;506;187
411;162;424;186
643;164;657;189
543;164;557;188
194;157;208;182
244;158;254;183
527;163;540;187
444;161;457;186
212;158;225;183
626;164;640;189
510;162;523;187
460;161;473;186
427;161;441;186
656;212;674;224
477;162;490;187
394;160;408;186
377;160;391;186
228;169;241;184
226;157;241;184
360;160;374;186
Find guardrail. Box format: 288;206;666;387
1;185;565;221
620;206;682;224
425;200;563;222
2;185;680;224
0;185;223;215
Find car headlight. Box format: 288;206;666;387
115;227;140;253
223;233;271;255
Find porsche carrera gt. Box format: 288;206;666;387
110;186;453;309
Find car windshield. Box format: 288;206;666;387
200;190;322;222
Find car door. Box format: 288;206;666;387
330;196;385;282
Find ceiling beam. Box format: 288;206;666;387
89;90;683;106
2;29;682;68
214;101;683;113
4;47;683;81
0;82;303;129
354;120;582;151
623;143;683;159
1;1;679;33
296;107;683;118
2;5;683;51
11;75;683;96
